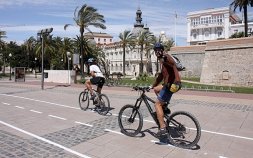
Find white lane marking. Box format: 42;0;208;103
143;119;155;123
0;120;91;158
202;129;253;141
2;102;10;105
15;106;24;109
74;121;93;127
0;94;79;110
48;115;66;120
219;156;228;158
104;129;124;135
30;110;42;114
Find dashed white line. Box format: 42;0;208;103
104;129;124;135
30;110;42;114
48;115;66;120
2;102;10;105
15;106;24;109
0;120;91;158
202;129;253;141
74;121;93;127
0;94;79;110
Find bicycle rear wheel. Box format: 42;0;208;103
97;94;110;115
118;104;143;137
79;91;89;110
167;111;201;149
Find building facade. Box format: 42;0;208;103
187;7;253;45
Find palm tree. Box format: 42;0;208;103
35;36;55;70
119;30;134;76
64;4;106;77
230;0;253;37
0;30;7;74
0;30;6;48
24;37;36;71
135;30;154;74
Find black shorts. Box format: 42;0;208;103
90;77;105;88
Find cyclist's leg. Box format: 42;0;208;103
97;77;105;94
85;79;94;95
89;77;100;99
155;85;173;133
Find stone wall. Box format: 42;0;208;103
201;37;253;87
170;37;253;87
169;45;205;78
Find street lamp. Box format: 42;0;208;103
34;57;37;78
67;51;71;85
37;28;53;90
9;53;12;80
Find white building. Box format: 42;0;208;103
187;7;253;45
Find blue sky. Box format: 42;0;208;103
1;0;253;46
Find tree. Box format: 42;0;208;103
230;0;253;37
119;30;134;76
35;35;55;70
135;30;154;74
64;4;106;77
0;30;7;73
24;37;36;71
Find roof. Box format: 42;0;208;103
84;32;113;38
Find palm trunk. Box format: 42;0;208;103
123;45;126;76
140;45;143;74
243;5;248;37
80;28;84;77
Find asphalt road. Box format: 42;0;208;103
0;80;253;158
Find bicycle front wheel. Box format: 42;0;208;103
167;111;201;149
97;94;110;115
79;91;89;110
118;104;143;137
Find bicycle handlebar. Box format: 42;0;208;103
132;86;151;92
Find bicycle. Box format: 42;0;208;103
118;86;201;149
79;88;110;115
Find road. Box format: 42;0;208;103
0;79;253;158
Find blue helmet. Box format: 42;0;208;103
153;42;164;51
87;58;95;63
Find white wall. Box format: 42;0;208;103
44;70;75;84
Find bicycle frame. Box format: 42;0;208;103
133;91;160;126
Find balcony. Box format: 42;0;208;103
191;22;224;29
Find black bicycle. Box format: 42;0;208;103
118;86;201;149
79;88;110;115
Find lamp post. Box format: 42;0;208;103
37;28;53;90
67;51;71;85
9;53;12;80
34;57;37;78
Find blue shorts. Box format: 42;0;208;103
157;85;173;103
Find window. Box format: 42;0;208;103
205;31;209;37
218;31;222;37
193;33;197;39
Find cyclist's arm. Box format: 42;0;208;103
152;72;163;88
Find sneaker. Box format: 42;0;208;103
157;127;168;137
90;94;96;100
